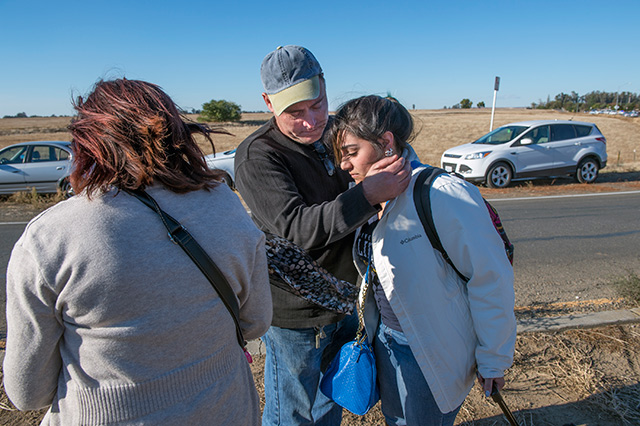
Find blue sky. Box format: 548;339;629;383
1;0;638;117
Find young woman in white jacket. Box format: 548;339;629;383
326;95;517;426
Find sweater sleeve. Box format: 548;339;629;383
237;231;272;341
430;178;516;378
235;156;377;252
4;243;63;411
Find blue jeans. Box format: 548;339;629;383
374;322;461;426
261;314;358;426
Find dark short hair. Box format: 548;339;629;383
327;95;414;163
68;78;227;197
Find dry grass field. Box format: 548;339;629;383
1;110;640;425
2;108;639;174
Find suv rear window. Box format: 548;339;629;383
574;125;593;137
551;124;577;141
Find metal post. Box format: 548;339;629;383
490;76;500;131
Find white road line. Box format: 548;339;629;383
487;190;640;202
2;190;639;221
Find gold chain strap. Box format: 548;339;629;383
355;259;373;344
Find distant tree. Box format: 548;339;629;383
477;101;485;108
16;112;27;118
460;99;473;109
180;107;202;115
199;100;241;122
532;90;640;111
554;92;571;110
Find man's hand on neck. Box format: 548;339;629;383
361;155;411;206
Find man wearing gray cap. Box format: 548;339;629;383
235;45;410;425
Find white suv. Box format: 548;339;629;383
440;120;607;188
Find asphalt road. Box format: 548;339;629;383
489;190;640;306
1;221;29;339
1;190;639;338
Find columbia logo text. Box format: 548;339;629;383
400;234;422;245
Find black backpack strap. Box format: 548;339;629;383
413;167;469;282
128;189;246;349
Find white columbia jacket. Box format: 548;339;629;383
355;148;516;413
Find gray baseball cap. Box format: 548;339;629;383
260;45;323;115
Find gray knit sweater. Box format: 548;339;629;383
4;184;272;425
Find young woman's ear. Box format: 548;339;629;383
380;131;395;152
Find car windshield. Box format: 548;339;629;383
0;146;29;164
472;125;528;145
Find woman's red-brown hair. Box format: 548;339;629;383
68;78;228;196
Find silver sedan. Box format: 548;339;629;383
0;141;73;195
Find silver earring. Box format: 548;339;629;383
384;149;394;157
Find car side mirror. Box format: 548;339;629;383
520;138;533;145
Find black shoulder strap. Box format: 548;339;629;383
128;190;246;348
413;167;469;282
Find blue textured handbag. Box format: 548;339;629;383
320;333;379;415
320;262;380;415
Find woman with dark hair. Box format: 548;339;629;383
4;78;272;425
326;95;516;426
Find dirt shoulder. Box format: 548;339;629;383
339;323;640;426
3;323;639;426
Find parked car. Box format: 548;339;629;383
205;148;236;189
440;120;607;188
0;141;74;196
